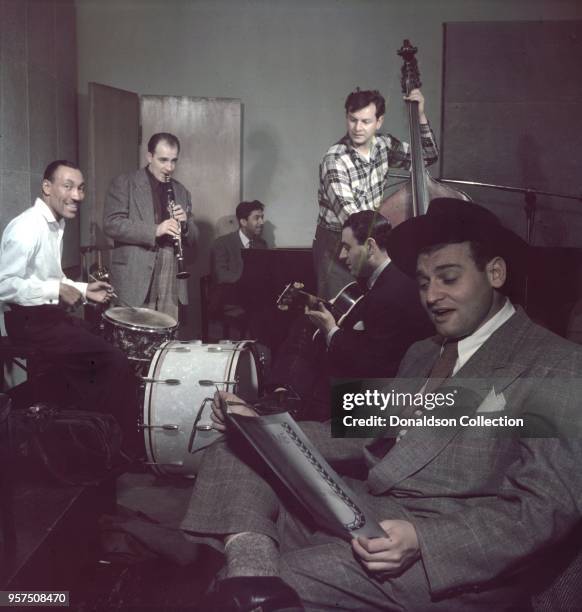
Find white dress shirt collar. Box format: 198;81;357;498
239;229;251;248
367;256;391;290
453;298;516;375
34;198;64;228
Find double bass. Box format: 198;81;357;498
380;40;470;225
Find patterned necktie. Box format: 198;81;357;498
368;340;460;455
423;341;459;394
394;340;459;444
248;239;256;249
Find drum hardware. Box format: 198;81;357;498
166;346;191;352
141;377;181;385
102;306;178;362
138;423;179;431
187;398;216;453
89;273;137;312
206;346;245;353
143;340;262;477
143;460;184;467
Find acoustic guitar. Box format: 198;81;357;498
276;281;365;329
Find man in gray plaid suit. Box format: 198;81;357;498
182;198;582;611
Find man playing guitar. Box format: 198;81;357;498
269;210;432;420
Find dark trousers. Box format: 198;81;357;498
4;305;137;442
267;315;331;421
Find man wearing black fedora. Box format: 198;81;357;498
182;198;582;610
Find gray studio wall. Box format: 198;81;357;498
0;0;79;267
75;0;582;248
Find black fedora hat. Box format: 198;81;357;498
386;198;527;277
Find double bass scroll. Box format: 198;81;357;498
380;39;470;226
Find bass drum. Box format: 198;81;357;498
142;340;261;476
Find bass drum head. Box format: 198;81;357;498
142;340;260;477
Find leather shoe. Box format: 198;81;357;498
199;576;303;611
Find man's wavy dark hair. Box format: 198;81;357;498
344;89;386;118
236;200;264;221
343;210;391;250
43;160;80;182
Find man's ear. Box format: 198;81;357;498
487;256;507;289
41;179;52;197
366;237;378;256
375;114;385;131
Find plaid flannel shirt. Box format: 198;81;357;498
316;124;439;231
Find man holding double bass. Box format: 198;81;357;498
314;87;439;299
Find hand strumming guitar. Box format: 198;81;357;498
305;301;337;335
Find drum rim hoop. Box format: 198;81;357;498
102;307;178;331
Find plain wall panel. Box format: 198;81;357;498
0;170;31;237
57;85;78;160
442;21;582;248
86;81;139;248
28;66;58;174
1;60;29;173
27;0;55;76
1;1;27;64
76;0;582;250
0;0;79;269
55;1;77;85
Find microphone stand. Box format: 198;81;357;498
432;178;582;245
389;173;582;308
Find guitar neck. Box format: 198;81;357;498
295;289;332;310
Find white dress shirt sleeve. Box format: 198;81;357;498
61;277;88;299
0;229;61;305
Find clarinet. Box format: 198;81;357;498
164;175;190;279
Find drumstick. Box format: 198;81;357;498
89;274;138;311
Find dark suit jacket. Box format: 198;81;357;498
305;307;582;603
211;230;267;285
327;262;433;378
104;168;197;305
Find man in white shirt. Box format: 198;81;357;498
0;160;136;442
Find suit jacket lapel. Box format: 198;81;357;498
367;308;532;494
134;168;155;223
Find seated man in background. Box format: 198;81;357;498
182;198;582;611
209;200;269;341
211;200;267;287
268;210;432;420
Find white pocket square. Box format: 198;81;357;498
476;388;506;413
352;320;365;331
